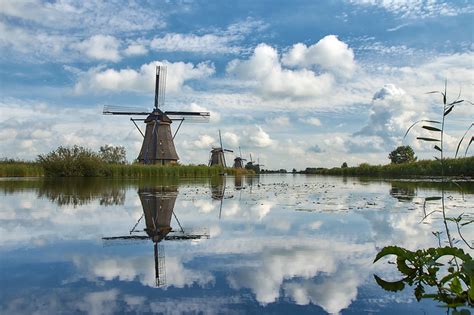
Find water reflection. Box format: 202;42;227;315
1;176;473;314
389;183;416;202
102;186;209;287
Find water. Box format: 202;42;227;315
0;175;473;314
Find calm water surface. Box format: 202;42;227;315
0;175;473;314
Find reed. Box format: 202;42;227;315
306;157;474;177
0;160;44;177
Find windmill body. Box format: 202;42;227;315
103;66;209;165
233;147;246;168
137;110;179;164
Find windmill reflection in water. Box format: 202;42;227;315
102;186;209;286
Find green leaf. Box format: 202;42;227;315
455;123;473;158
374;275;405;292
465;136;473;157
449;277;463;295
397;256;416;276
417;137;440;142
434;145;442;152
404;120;441;139
414;284;425;301
444;105;454;116
449;99;464;106
373;246;410;263
422;125;442;132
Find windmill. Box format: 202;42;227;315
102;186;209;286
208;130;233;167
233;146;247;168
103;65;210;165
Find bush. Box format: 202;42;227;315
38;145;105;177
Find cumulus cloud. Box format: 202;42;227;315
222;131;240;147
193;135;216;149
73;60;215;94
346;84;419;153
308;144;324;153
282;35;356;78
123;44;148;56
227;43;335;99
249;125;274;148
73;35;121;62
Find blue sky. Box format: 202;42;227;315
0;0;473;169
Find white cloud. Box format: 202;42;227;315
151;33;239;54
222;131;239;147
349;0;473;18
123;44;148;56
227;43;335;99
300;117;321;126
346;84;418;152
0;0;165;34
282;35;356;78
193;135;216;149
266;116;290;127
249;125;274;148
73;35;121;62
149;18;266;54
73;60;215;94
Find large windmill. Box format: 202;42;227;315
102;186;209;286
103;66;210;165
209;130;233;167
233;146;247;168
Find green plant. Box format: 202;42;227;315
373;246;473;308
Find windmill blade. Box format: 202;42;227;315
102;231;209;241
224;149;234;152
219;130;223;148
164;111;210;122
103;105;150;115
155;66;167;110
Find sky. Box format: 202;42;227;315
0;0;473;169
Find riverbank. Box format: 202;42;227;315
303;157;473;178
0;161;254;177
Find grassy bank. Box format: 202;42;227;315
0;160;44;177
305;157;474;177
0;161;254;178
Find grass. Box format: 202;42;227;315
304;157;474;177
0;160;254;178
0;160;44;177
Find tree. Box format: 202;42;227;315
99;145;127;164
341;162;348;168
388;145;417;164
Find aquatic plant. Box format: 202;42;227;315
373;246;473;308
374;82;473;312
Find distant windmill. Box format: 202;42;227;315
209;130;233;167
103;66;210;165
102;186;209;287
233;146;247;168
